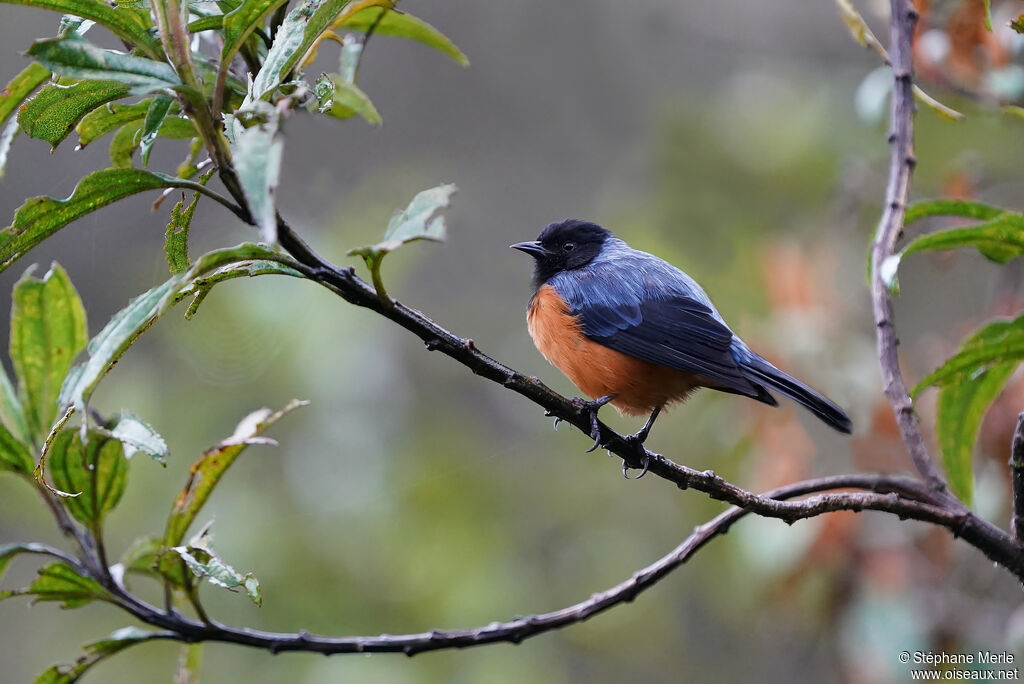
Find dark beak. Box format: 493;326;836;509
510;241;548;258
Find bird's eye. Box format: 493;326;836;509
562;242;576;252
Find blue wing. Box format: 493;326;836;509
580;296;758;395
548;247;764;398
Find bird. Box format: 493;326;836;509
511;219;852;472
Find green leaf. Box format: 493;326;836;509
901;212;1024;264
48;429;128;527
936;362;1014;505
165;192;198;275
109;116;197;168
220;0;291;82
251;0;390;100
18;78;131;148
179;258;307;319
916;315;1024;391
0;0;161;57
106;410;168;462
171;526;261;606
231;117;283;243
0;168;209;272
10;263;88;443
0;62;52;126
983;0;993;32
348;183;455;260
24;562;108;608
0;362;29;447
0;542;55;584
0;117;18;179
0;419;33;475
58;244;303;415
118;536;163;577
165;399;306;546
313;73;381;124
75;100;151;148
26;38;181;94
336;6;469;66
138;96;173;165
904;198;1004;225
347;184;455;300
188;15;222;33
34;626;164;684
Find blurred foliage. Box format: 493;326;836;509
0;0;1024;683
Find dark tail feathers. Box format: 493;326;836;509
739;354;853;434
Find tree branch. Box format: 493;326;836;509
1011;412;1024;543
869;0;956;504
86;474;974;656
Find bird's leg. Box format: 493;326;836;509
568;394;615;452
622;407;661;479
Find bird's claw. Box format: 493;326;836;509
569;395;613;453
621;452;650;479
621;427;653;479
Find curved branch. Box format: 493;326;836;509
870;0;955;503
92;474;972;656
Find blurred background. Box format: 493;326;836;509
2;0;1024;681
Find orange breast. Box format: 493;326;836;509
527;285;700;417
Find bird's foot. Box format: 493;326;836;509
569;395;614;452
620;407;660;478
621;450;650;480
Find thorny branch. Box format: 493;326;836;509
19;0;1024;665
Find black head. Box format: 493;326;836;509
511;219;611;287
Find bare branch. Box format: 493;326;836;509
1011;412;1024;543
82;474;978;656
869;0;956;503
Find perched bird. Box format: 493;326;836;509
512;220;852;467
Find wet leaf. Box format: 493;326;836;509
0;62;51;126
220;0;291;81
108;116;196;168
48;429;128;527
18;78;131;148
336;5;468;66
74;100;151;148
0;117;18;179
164;399;307;546
10;263;87;443
313;72;380;124
348;183;455;260
26;38;181;94
0;0;161;57
231;117;283;243
165;193;198;275
253;0;390;99
172;526;261;605
106;410;168;462
138;95;173;164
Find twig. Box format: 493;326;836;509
85;474;983;656
869;0;957;504
1011;412;1024;543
